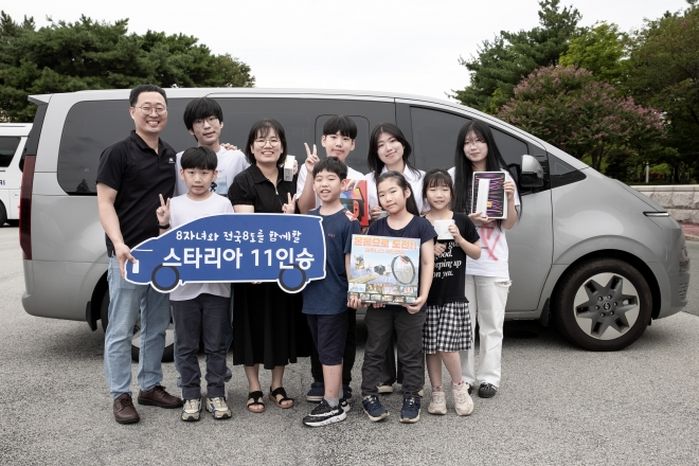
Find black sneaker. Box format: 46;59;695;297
340;398;351;413
302;399;347;427
478;383;497;398
342;384;353;401
362;395;389;422
399;394;421;424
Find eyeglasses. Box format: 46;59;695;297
254;138;281;146
193;116;219;126
464;138;486;146
134;105;167;115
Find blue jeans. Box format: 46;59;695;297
104;256;170;399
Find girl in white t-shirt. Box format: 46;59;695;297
450;120;520;399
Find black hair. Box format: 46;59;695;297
180;146;218;170
367;123;420;182
129;84;167;106
422;168;455;205
376;170;419;216
453;120;520;227
312;157;348;180
183;97;224;130
322;115;357;139
244;119;287;166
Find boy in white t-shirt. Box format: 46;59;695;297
156;146;235;422
297;116;363;404
174;97;249;196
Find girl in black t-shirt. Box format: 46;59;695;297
422;169;481;417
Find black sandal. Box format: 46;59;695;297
269;386;294;409
246;390;265;413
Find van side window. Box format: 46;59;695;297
0;137;20;168
408;106;469;171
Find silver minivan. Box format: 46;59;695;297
20;88;690;354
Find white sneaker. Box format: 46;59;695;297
453;383;474;416
181;398;201;422
206;396;232;420
427;390;447;415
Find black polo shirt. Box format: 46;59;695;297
228;164;297;213
96;130;176;255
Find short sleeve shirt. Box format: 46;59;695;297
228;164;296;213
426;213;479;306
175;147;249;197
96;131;176;255
302;208;361;315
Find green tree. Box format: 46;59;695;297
559;22;630;85
454;0;580;113
0;12;255;122
625;2;699;182
497;65;669;180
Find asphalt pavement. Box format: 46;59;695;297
1;226;698;465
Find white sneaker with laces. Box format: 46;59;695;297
427;390;447;415
181;398;202;422
453;382;474;416
206;396;232;420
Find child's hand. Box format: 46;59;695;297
221;142;239;151
504;180;515;201
468;211;492;227
156;193;170;225
281;193;296;214
347;295;362;309
434;242;446;256
369;206;386;221
404;295;426;314
448;223;463;241
303;142;319;173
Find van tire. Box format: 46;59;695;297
99;291;175;363
554;258;652;351
0;202;7;226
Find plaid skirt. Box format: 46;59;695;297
422;301;472;353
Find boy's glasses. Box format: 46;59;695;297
134;105;167;115
193;116;219;126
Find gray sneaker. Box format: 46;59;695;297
206;396;232;420
181;398;202;422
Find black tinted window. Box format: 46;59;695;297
409;106;469;171
0;137;20;168
58;97;394;194
314;114;371;174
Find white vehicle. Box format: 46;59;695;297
0;123;31;226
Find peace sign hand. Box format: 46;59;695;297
156;193;171;225
282;192;296;214
303;142;319;173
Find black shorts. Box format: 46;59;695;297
306;313;348;366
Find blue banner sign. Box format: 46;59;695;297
125;213;326;293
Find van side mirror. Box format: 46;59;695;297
520;154;544;188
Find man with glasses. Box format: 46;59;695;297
97;84;183;424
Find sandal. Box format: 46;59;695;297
246;390;265;413
269;386;294;409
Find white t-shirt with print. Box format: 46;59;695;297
175;147;249;197
168;193;235;301
448;167;520;279
365;166;426;214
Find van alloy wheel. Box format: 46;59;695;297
555;258;652;351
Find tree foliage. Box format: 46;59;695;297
559;22;630;85
454;0;580;113
625;2;699;182
0;12;255;121
497;65;669;178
